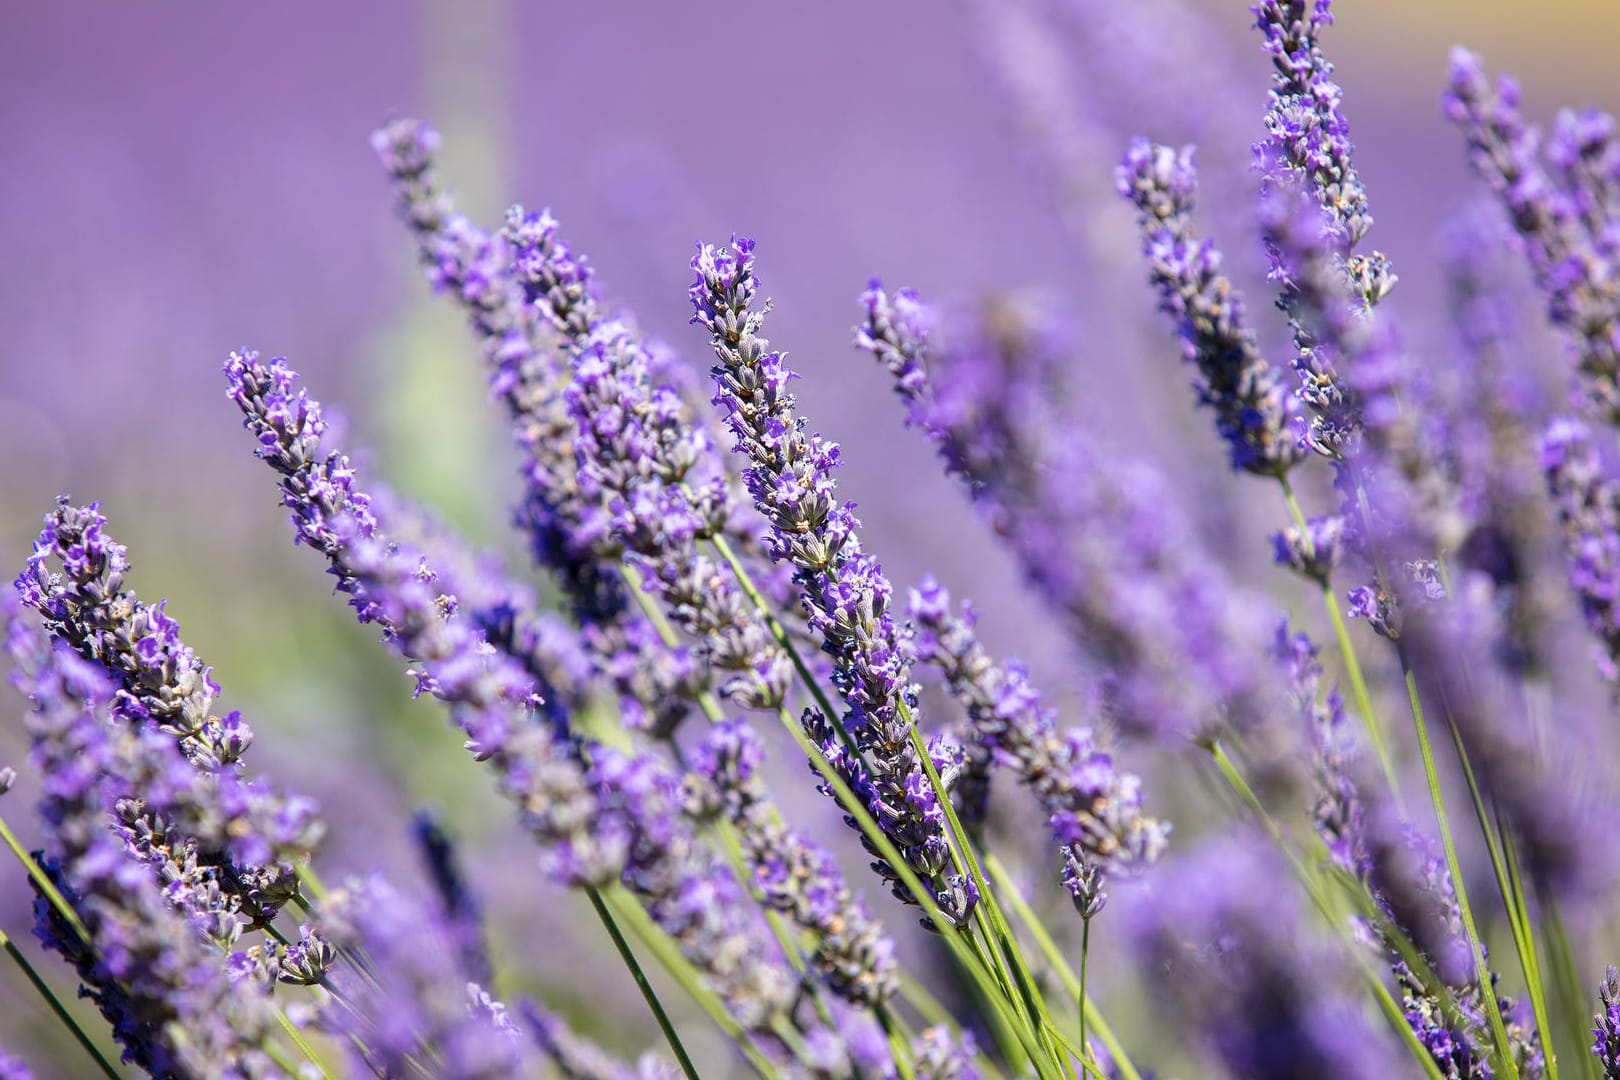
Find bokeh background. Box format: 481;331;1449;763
2;1;1617;1075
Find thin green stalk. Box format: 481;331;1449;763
878;1006;918;1080
274;1008;340;1080
897;972;1008;1080
0;927;122;1079
1434;684;1557;1078
982;853;1143;1080
1078;918;1091;1064
585;885;701;1080
1399;651;1519;1079
1544;903;1598;1080
1278;478;1403;809
597;884;776;1079
0;814;90;944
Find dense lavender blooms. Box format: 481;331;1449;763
1128;832;1403;1080
9;618;279;1078
1271;623;1364;874
1252;0;1371;248
373;117;703;735
1115;138;1301;476
1540;417;1620;686
1444;51;1620;422
858;284;1274;744
906;577;1167;886
691;238;976;928
225;349;798;1033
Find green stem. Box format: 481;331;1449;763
597;884;776;1078
1399;649;1519;1079
1434;684;1557;1079
1544;903;1597;1080
1078;919;1091;1065
0;814;90;944
585;885;701;1080
878;1006;918;1080
982;853;1143;1080
275;1007;340;1080
0;927;122;1079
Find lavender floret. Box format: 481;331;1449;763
1540;416;1620;687
1595;966;1620;1078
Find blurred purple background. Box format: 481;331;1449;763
2;1;1616;1072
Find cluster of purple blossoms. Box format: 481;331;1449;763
1597;967;1620;1079
225;349;800;1034
8;617;281;1077
691;238;977;929
1540;417;1620;686
906;577;1168;894
1444;51;1620;423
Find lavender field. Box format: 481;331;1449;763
2;2;1619;1077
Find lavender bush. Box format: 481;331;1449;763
6;3;1620;1078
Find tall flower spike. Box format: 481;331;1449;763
413;809;494;988
858;284;1275;746
1115;138;1302;476
1252;0;1372;249
906;576;1169;887
692;719;899;1007
373;117;703;734
225;350;796;1032
8;619;280;1078
322;874;546;1080
1444;50;1620;423
14;499;323;922
1540;416;1620;688
691;238;975;928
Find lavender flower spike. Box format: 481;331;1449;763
690;237;974;928
225;350;797;1031
9;619;279;1078
523;1002;679;1080
1540;416;1620;688
907;577;1169;887
1115;139;1301;476
1443;50;1620;423
1253;0;1372;249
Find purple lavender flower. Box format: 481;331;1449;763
8;618;279;1078
691;719;898;1007
1540;416;1620;687
691;238;974;928
323;873;545;1080
906;576;1168;887
1114;139;1301;476
13;500;323;925
566;320;793;717
1444;49;1620;422
1595;966;1620;1078
373;117;703;734
225;350;797;1032
858;286;1275;745
1127;831;1404;1080
911;1025;981;1080
1252;0;1372;248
